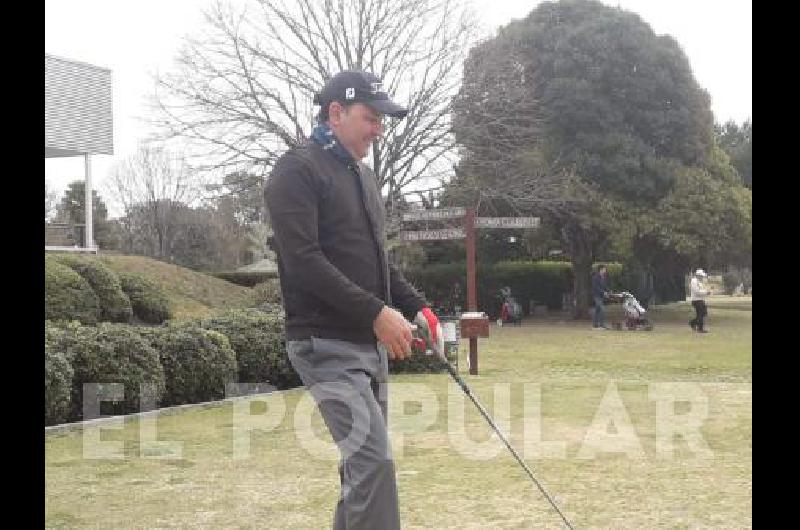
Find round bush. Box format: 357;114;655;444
253;279;283;304
139;322;238;406
52;255;133;323
45;256;100;324
201;309;300;389
252;279;284;314
44;321;74;425
117;273;172;324
54;322;166;421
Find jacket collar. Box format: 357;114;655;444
310;122;356;168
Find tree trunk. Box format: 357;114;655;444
572;251;592;319
156;228;165;258
563;223;593;319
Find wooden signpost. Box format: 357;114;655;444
400;208;539;374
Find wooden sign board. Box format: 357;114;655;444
402;207;466;222
474;217;540;229
400;228;466;241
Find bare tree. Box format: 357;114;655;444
45;180;58;222
148;0;477;209
104;144;204;258
450;32;589;218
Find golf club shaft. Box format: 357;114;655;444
443;361;575;530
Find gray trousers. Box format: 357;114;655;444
287;337;401;530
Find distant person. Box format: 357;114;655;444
689;268;712;333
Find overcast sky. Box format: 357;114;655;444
45;0;752;212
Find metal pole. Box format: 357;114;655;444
84;153;94;250
465;208;478;375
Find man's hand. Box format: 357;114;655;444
373;306;414;360
414;307;445;362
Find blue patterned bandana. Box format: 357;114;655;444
310;123;355;167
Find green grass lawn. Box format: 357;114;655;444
45;296;751;529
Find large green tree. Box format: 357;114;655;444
636;148;752;272
716;119;752;189
450;0;717;317
206;171;266;225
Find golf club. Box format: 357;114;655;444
412;326;575;529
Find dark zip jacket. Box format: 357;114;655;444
265;140;426;343
592;272;608;299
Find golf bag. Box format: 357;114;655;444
498;287;523;325
619;291;653;331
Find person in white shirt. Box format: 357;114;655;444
689;269;713;333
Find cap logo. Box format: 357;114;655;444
345;87;355;99
370;82;382;94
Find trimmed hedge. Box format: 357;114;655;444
45;256;100;324
406;261;574;316
117;272;172;324
405;260;643;317
723;268;752;295
215;271;277;287
138;323;238;406
52;322;166;421
45;321;74;425
200;309;300;390
52;254;133;323
488;261;574;311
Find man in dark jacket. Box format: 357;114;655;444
265;70;442;530
592;265;610;330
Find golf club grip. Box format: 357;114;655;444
444;361;575;530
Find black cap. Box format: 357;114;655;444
313;70;408;119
